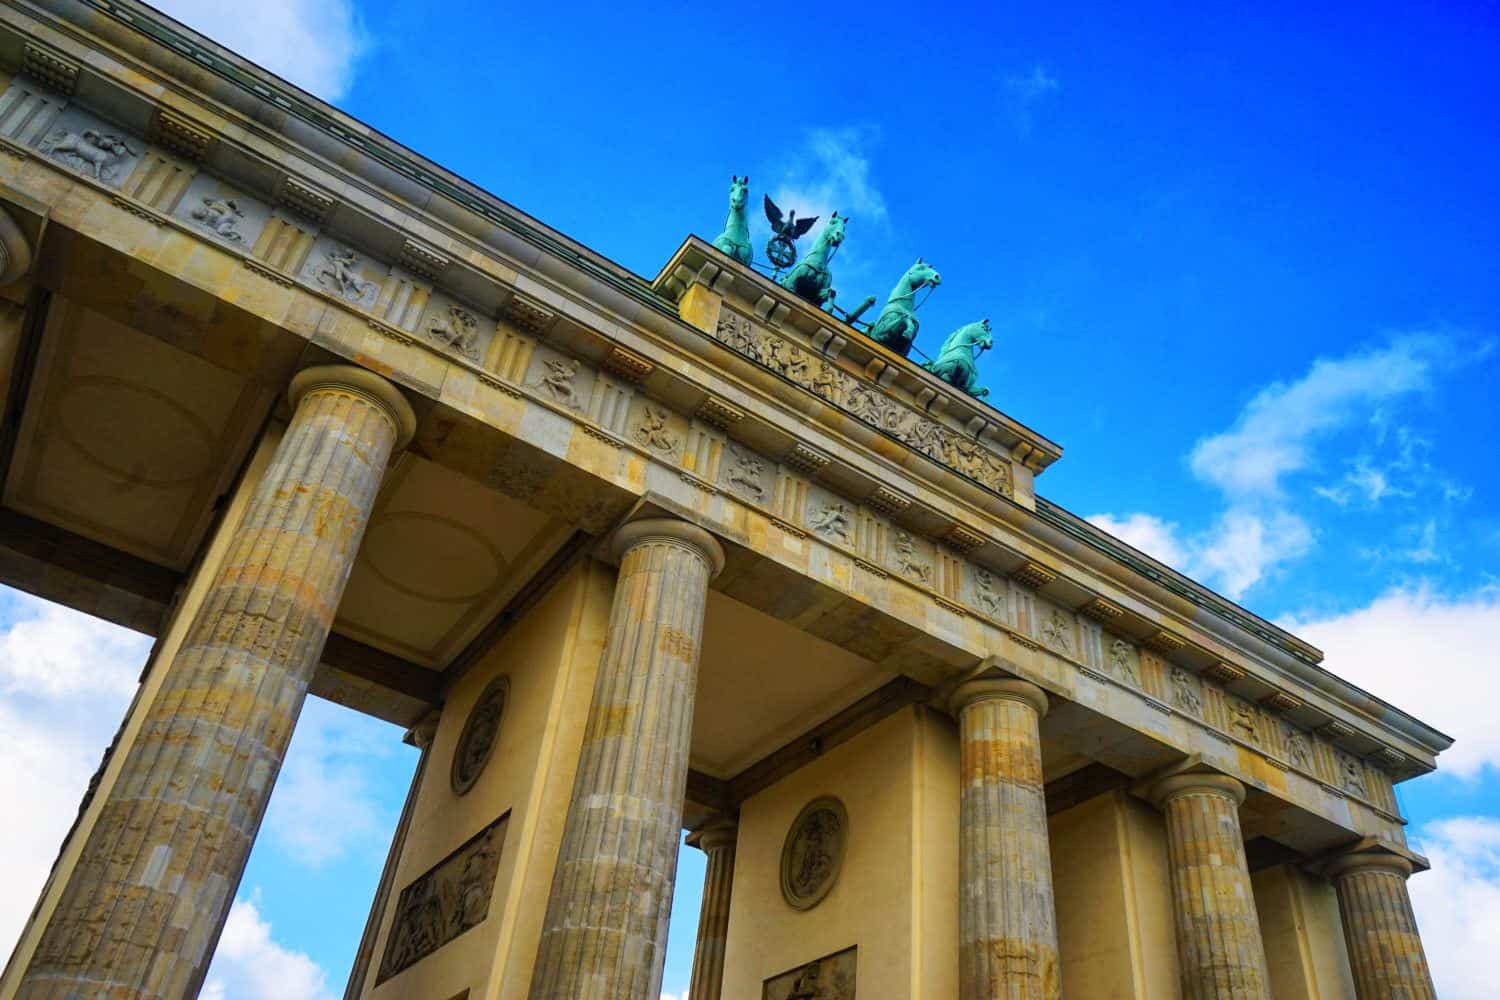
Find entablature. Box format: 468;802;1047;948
0;0;1450;792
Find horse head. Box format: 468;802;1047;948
971;318;994;351
906;256;942;291
728;175;748;211
821;212;847;248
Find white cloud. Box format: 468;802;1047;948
768;127;889;236
153;0;367;100
1409;816;1500;999
1283;586;1500;777
1003;65;1060;136
201;895;335;1000
1092;334;1461;597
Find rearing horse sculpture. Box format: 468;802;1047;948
711;175;752;266
780;212;846;309
923;319;992;397
866;257;941;356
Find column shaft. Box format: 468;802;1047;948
1330;854;1436;999
529;519;724;1000
686;822;737;1000
952;678;1061;1000
1150;774;1270;1000
19;366;412;1000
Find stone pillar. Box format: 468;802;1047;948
685;820;737;1000
950;677;1061;1000
1328;852;1436;999
1146;773;1270;1000
18;365;414;1000
529;518;725;1000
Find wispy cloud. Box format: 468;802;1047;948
153;0;368;100
1408;816;1500;999
768;126;888;231
1003;65;1060;136
1092;333;1464;597
202;894;336;1000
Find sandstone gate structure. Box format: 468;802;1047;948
0;3;1447;998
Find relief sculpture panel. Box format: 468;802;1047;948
763;946;857;1000
780;796;848;911
377;813;509;982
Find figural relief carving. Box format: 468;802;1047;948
314;246;376;302
893;530;931;584
711;309;1013;497
763;946;857;1000
1170;667;1202;715
1228;701;1258;743
451;676;508;796
377;813;508;982
427;304;481;361
1040;608;1071;651
535;357;583;410
780;796;847;911
726;446;767;500
974;567;1005;619
39;127;135;182
633;405;678;454
1338;752;1367;796
1108;638;1140;686
188;195;246;242
809;501;851;543
1284;724;1314;770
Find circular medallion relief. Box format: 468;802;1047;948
780;796;848;911
451;676;509;796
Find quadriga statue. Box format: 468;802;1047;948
866;257;941;356
923;319;992;398
780;212;846;309
711;175;752;266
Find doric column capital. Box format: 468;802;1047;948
686;819;738;854
0;205;33;286
1326;850;1414;881
948;675;1049;719
289;364;417;451
611;516;726;579
1144;771;1247;810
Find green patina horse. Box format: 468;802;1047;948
867;257;941;356
923;319;992;397
711;175;752;266
780;212;846;309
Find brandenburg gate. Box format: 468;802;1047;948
0;2;1449;998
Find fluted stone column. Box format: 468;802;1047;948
1146;773;1270;1000
529;518;725;1000
950;677;1061;1000
685;820;737;1000
19;365;413;1000
1328;852;1436;999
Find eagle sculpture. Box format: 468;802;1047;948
764;195;818;241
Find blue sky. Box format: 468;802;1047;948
2;0;1497;997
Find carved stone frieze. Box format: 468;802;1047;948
377;813;508;982
633;404;679;455
808;501;852;544
1080;596;1125;622
973;567;1005;620
780;797;847;911
1337;751;1368;796
763;946;857;1000
152;109;213;160
892;530;931;584
426;303;481;361
725;446;767;501
1203;661;1247;685
1170;667;1202;715
784;442;831;476
533;357;583;409
38;122;137;185
308;244;378;305
1227;699;1259;743
506;294;556;334
696;396;745;429
1011;560;1056;590
1144;629;1186;654
1107;638;1140;686
603;345;655;383
866;486;911;517
277;175;336;224
21;42;79;95
1040;609;1072;651
710;309;1013;497
1283;724;1314;770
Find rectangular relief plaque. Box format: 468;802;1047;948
376;812;509;983
763;945;857;1000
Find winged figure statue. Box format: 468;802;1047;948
763;195;819;269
